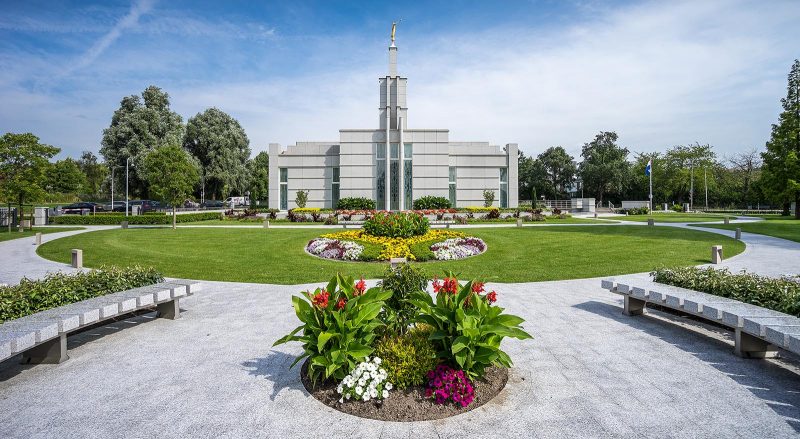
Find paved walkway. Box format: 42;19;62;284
1;278;799;438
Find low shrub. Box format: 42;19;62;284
410;273;533;380
486;208;500;219
273;274;393;385
413;196;451;210
0;265;164;322
363;211;429;238
375;326;439;390
622;206;650;215
482;189;495;207
293;207;321;213
462;206;496;213
324;215;338;225
672;204;684;212
295;190;309;208
337;197;376;210
50;212;221;225
378;263;430;335
652;266;800;317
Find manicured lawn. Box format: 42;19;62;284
37;226;744;284
621;213;731;223
691;218;800;243
0;227;82;242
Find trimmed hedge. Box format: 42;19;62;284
412;196;451;210
0;265;164;322
652;266;800;317
336;197;376;210
50;212;222;225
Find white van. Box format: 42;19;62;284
225;196;249;207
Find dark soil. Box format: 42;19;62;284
300;361;508;421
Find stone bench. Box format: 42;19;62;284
0;279;202;364
601;279;800;359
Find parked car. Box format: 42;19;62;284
61;202;106;214
183;199;200;208
112;200;159;214
225;196;250;207
201;200;224;208
104;201;126;212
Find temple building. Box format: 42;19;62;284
268;28;518;210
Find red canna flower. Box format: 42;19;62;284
486;291;498;304
432;277;442;293
442;277;458;295
311;289;330;308
354;277;367;295
336;297;347;310
471;281;485;294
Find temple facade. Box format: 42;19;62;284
268;32;518;210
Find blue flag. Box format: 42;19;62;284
645;160;652;176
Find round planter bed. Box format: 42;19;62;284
300;361;509;421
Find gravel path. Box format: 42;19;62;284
1;278;799;438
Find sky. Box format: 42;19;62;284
1;0;799;161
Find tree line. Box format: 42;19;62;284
518;59;800;218
1;85;269;211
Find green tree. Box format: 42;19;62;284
247;151;269;205
77;151;108;198
141;144;200;229
0;133;60;223
579;131;630;205
100;86;184;198
537;146;576;199
761;59;800;218
660;143;716;207
183;108;250;200
46;158;87;194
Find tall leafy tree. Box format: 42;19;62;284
537;146;577;199
0;133;60;218
761;59;800;218
579;131;630;205
46;158;87;194
77;151;108;198
660;143;716;207
247;151;269;205
100;86;184;198
183;108;250;200
141;143;200;229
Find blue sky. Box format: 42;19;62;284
1;0;799;160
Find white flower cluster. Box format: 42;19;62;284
306;238;364;261
336;357;393;403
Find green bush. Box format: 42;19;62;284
374;326;439;390
273;274;392;386
0;265;164;322
409;272;533;380
378;263;430;335
483;189;495;207
412;196;451;210
671;204;684;212
652;266;800;317
409;239;436;261
50;212;222;225
623;206;650;215
336;197;376;210
363;211;429;238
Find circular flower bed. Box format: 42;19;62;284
430;237;487;260
306;238;363;261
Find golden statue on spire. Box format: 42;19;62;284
391;21;396;43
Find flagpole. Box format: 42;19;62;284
648;159;653;212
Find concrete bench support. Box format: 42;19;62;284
735;228;741;240
734;328;778;359
35;232;42;245
22;333;68;364
263;220;269;229
624;296;646;316
157;299;181;320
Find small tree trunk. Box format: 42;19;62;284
795;193;800;220
783;202;791;217
173;206;177;230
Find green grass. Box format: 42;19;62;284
0;227;82;242
37;226;744;284
691;218;800;243
621;213;731;223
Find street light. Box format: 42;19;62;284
110;165;120;213
125;157;130;217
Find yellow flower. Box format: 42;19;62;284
321;230;465;261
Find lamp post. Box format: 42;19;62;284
125;157;130;217
110;165;120;213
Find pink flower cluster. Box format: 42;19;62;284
424;365;475;407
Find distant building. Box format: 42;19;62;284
269;29;518;210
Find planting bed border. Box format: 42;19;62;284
300;361;509;421
303;236;489;263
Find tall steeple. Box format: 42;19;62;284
388;21;398;76
379;22;406;131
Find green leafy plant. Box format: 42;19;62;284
413;196;451;210
273;274;393;386
336;197;376;210
363;211;429;238
378;263;430;335
482;189;495;207
50;212;222;225
0;265;163;322
409;273;532;380
295;190;309;208
375;326;439;390
652;266;800;317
